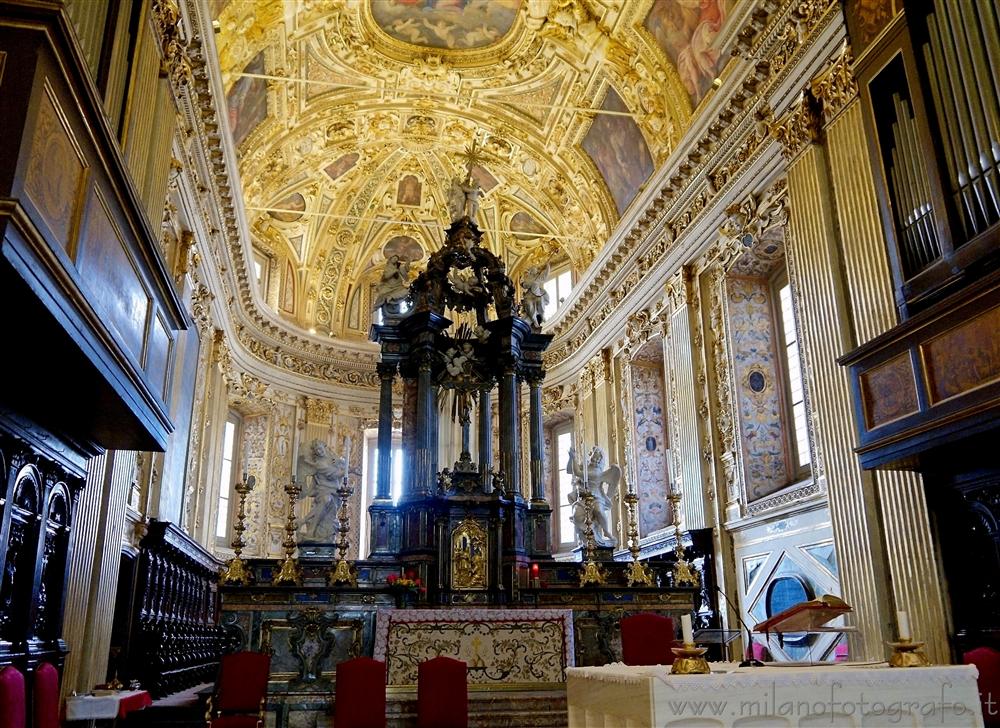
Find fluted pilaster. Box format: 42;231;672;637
823;97;950;663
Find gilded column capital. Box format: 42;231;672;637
770;91;822;162
811;42;859;125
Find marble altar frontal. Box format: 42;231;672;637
567;663;984;728
374;608;574;688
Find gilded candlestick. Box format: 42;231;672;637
273;477;302;586
328;471;357;586
579;488;605;586
887;638;931;667
670;643;711;674
624;486;653;587
668;490;699;587
221;473;255;586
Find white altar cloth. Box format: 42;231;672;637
566;662;984;727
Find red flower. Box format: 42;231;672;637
405;569;417;579
387;574;398;584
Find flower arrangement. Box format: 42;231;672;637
387;569;426;593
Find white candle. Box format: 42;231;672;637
344;435;352;467
896;610;911;641
681;614;694;645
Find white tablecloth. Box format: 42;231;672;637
566;662;984;727
65;690;151;720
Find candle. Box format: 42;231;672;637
681;614;694;645
896;610;911;641
344;435;352;467
531;563;540;577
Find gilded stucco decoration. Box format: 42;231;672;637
212;0;696;339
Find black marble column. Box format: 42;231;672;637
415;359;434;496
527;372;546;503
375;363;395;501
479;386;492;490
497;359;521;498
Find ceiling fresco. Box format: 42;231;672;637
369;0;524;50
211;0;735;339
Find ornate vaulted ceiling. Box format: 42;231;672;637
211;0;733;341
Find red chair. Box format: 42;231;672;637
417;656;467;728
334;657;386;728
963;646;1000;726
33;663;59;728
621;613;676;665
0;665;25;728
206;651;271;728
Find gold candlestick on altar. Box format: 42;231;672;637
328;469;357;587
670;643;712;674
887;638;931;667
624;491;653;587
579;488;605;586
668;490;699;587
623;440;653;586
221;473;256;586
273;477;302;586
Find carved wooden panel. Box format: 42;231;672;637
23;83;88;251
859;352;919;429
922;305;1000;404
76;186;151;361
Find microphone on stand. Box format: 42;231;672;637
714;585;765;667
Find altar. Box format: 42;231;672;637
566;663;984;727
374;608;574;687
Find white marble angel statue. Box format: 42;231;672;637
566;445;621;547
448;267;486;297
520;265;550;328
372;255;410;313
296;439;347;542
447;177;482;222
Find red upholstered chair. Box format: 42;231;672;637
621;613;676;665
0;665;26;728
417;656;467;728
33;663;59;728
963;646;1000;726
206;651;271;728
334;657;386;728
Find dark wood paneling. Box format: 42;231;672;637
840;269;1000;469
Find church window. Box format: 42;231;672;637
215;412;243;544
360;430;404;553
553;423;576;549
773;276;811;478
543;269;573;321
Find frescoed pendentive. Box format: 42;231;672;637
581;88;654;216
630;362;671;535
370;0;522;50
